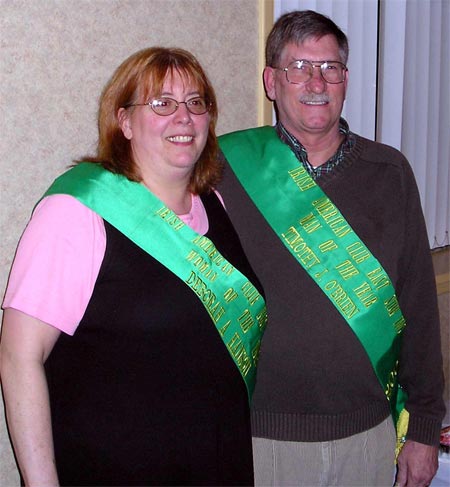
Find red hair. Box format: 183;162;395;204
80;47;220;194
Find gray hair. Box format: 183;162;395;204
266;10;349;67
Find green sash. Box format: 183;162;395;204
219;126;408;443
43;162;267;399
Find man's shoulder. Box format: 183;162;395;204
355;134;408;169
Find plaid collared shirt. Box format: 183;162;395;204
276;118;356;179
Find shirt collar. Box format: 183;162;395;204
275;118;355;179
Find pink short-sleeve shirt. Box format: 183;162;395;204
3;192;214;334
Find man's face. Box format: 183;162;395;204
264;35;348;143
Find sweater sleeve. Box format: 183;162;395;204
396;160;445;446
2;194;106;335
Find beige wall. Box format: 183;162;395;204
2;1;448;484
0;0;261;483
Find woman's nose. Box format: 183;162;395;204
173;102;193;123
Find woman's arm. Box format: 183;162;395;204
0;308;61;486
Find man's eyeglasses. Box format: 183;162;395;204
275;60;347;85
124;97;211;116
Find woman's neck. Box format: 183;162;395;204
141;176;192;215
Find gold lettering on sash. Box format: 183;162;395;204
282;226;301;246
185;271;225;323
336;260;359;280
191;235;235;276
394;316;406;334
319;239;338;253
186;270;206;296
156;207;184;230
312;197;353;238
186;250;218;282
239;309;254;333
192;235;210;247
324;280;359;319
288;166;316;191
328;216;353;238
385;362;398;400
353;282;378;308
209;300;226;324
227;333;252;376
242;281;261;306
219;320;231;336
281;227;320;270
220;262;235;276
299;213;322;234
192;236;223;266
367;267;390;290
314;268;329;281
252;340;261;366
384;295;400;317
256;306;268;331
313;197;336;217
223;288;239;303
346;242;371;264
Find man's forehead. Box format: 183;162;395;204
280;36;340;60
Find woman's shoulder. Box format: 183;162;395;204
33;193;103;225
3;194;106;335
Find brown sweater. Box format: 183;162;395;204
219;131;445;445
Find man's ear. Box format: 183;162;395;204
263;66;277;101
118;107;132;140
343;68;349;100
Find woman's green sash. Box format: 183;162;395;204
43;162;267;400
219;126;408;446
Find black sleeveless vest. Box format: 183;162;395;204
45;192;261;486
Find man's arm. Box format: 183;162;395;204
0;308;61;486
395;161;444;486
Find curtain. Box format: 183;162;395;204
378;0;449;248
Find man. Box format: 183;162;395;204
218;10;445;487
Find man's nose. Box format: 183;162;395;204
307;66;327;92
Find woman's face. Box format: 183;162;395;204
118;71;210;183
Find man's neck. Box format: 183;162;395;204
277;120;346;167
302;132;345;167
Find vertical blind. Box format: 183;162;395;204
378;0;449;248
274;0;449;248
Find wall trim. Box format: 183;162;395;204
258;0;274;126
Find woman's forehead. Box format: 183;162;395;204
141;68;200;97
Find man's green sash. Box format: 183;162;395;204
219;126;408;445
43;162;267;399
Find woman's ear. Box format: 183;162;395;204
118;107;132;140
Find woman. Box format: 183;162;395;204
0;47;266;486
